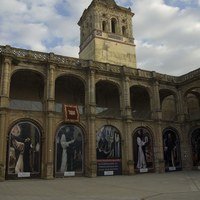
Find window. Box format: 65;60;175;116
122;26;126;36
102;21;107;32
111;18;117;33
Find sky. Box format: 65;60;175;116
0;0;200;76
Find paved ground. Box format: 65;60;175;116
0;171;200;200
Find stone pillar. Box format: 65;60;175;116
123;76;131;117
42;64;55;179
151;81;162;120
154;124;165;173
121;75;134;174
46;64;55;111
124;120;134;175
180;124;191;170
0;57;12;107
0;111;7;181
86;65;96;177
0;56;12;181
43;113;54;179
177;89;185;122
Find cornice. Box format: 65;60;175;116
0;45;199;85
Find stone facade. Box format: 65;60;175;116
0;0;200;181
78;0;137;68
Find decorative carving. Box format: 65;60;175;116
0;45;200;84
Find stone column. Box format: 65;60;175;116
0;56;12;181
177;89;185;122
86;64;96;177
151;81;162;120
121;74;134;174
154;124;165;173
0;111;7;181
44;113;54;179
124;120;134;175
1;57;12;107
123;76;131;117
46;64;55;111
42;63;55;179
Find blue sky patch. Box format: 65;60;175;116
164;0;199;9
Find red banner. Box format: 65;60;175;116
64;105;80;122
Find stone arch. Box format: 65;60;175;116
162;127;182;172
55;75;85;114
122;25;126;36
102;20;107;32
190;127;200;168
9;70;44;111
130;85;151;119
159;89;177;121
184;87;200;120
96;80;121;117
6;120;42;179
132;126;154;173
96;125;122;176
54;123;85;177
111;17;118;33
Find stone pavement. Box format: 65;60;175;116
0;171;200;200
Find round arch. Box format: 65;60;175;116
111;17;118;33
54;123;85;177
11;68;45;79
10;70;44;111
96;80;121;117
55;73;86;89
6;120;42;179
162;127;182;172
95;78;121;92
130;85;151;119
96;125;122;176
159;89;178;121
184;87;200;120
190;127;200;168
132;126;154;173
55;75;85;113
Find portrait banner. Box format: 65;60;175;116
96;125;122;176
133;127;154;172
64;105;80;122
55;124;83;176
191;128;200;167
163;129;182;172
7;121;41;178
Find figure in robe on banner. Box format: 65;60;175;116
10;124;33;173
164;132;177;167
60;126;75;172
136;130;148;169
96;127;109;159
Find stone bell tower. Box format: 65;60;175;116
78;0;137;68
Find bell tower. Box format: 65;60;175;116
78;0;137;68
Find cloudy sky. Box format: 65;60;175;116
0;0;200;76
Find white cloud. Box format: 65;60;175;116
0;0;200;75
133;0;200;75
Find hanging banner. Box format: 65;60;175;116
64;105;80;122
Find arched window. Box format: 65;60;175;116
102;21;107;32
122;26;126;36
111;18;117;33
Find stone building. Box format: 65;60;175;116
0;0;200;181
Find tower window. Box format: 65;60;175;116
111;18;117;33
102;21;107;32
122;26;126;36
